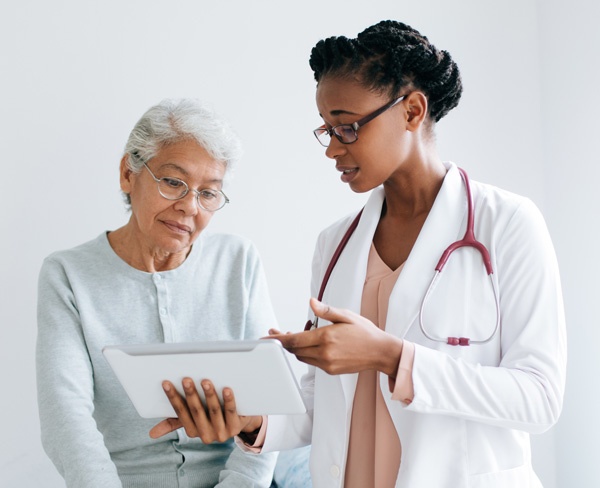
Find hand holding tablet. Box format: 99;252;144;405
102;339;306;420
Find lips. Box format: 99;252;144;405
337;165;359;184
162;220;192;234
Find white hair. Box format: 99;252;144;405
122;99;242;203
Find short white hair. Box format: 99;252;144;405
126;97;241;167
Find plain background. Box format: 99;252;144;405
1;0;598;486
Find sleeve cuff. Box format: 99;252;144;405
389;340;415;405
234;416;268;454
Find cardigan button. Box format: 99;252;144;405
330;465;340;478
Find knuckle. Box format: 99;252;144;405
171;404;185;416
321;349;335;363
201;434;215;444
189;404;202;417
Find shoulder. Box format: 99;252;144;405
196;231;264;270
199;231;258;255
470;180;553;256
472;180;545;227
41;233;107;270
316;210;363;247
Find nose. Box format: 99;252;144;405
324;136;347;160
173;190;199;215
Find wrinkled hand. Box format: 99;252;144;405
149;379;262;443
270;297;403;376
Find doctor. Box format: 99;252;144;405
152;20;567;488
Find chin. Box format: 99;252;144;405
348;180;378;194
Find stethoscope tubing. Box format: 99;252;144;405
306;167;501;346
418;168;500;346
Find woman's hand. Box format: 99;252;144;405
149;379;262;443
270;297;403;376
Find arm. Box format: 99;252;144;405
36;258;122;487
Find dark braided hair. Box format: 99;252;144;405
309;20;462;123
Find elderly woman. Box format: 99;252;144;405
36;98;278;487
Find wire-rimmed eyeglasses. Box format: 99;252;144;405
313;95;407;147
143;163;229;212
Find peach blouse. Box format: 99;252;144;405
344;243;413;488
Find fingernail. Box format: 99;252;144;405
202;382;210;391
224;389;231;399
163;382;171;392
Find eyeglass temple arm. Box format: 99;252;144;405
352;96;406;130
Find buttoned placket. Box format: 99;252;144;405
152;272;193;484
152;273;175;342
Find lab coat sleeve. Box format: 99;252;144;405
406;198;567;434
36;258;122;487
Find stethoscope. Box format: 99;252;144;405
305;167;501;346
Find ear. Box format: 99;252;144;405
405;91;428;131
119;154;135;193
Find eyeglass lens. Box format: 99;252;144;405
157;177;226;211
314;125;358;147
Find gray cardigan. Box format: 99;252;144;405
36;231;278;487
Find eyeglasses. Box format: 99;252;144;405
313;95;407;147
142;163;229;212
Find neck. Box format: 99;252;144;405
382;155;446;219
107;222;190;273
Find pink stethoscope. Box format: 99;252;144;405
305;167;501;346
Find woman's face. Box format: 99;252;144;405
315;76;412;193
120;139;225;257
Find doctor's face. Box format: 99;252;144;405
315;76;412;193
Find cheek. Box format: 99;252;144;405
131;193;169;226
193;211;215;235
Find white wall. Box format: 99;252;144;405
537;1;600;487
0;0;592;486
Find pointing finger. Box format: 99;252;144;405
309;297;357;325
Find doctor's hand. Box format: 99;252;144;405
149;379;262;443
270;297;403;377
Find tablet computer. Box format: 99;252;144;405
102;339;306;419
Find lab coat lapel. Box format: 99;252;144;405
322;188;385;406
384;162;467;339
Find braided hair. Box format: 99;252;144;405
309;20;462;123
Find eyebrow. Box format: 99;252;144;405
159;163;224;185
319;109;360;122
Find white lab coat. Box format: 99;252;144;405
263;163;566;488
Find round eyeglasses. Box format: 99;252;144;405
143;163;229;212
313;95;407;147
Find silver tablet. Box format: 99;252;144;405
102;339;306;419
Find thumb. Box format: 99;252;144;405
309;297;353;324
